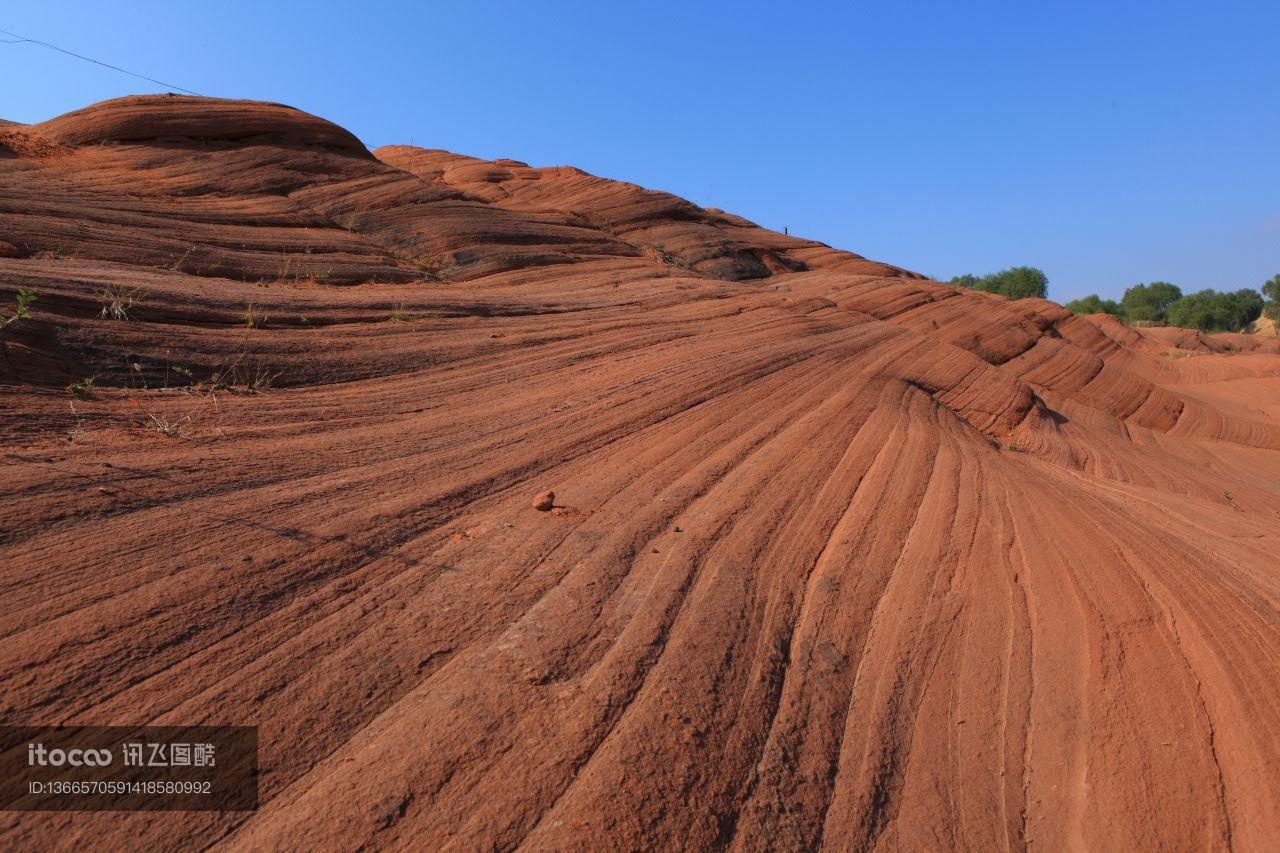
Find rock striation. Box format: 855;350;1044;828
1;96;1279;851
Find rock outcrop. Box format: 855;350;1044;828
2;96;1279;851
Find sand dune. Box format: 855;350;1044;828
2;96;1279;851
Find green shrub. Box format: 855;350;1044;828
0;288;37;335
1064;294;1122;317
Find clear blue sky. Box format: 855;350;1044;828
4;1;1277;302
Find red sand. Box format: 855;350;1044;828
2;96;1279;851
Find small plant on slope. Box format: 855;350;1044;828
244;302;269;329
0;288;37;335
98;285;144;320
67;376;97;398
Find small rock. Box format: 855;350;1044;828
532;490;555;512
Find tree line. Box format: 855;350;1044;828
1064;275;1279;333
947;266;1280;334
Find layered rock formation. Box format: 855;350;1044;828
2;96;1278;851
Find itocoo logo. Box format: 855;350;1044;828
27;743;113;767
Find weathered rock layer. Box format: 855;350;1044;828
2;96;1279;851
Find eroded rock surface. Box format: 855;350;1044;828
2;96;1279;851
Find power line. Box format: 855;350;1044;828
0;28;201;96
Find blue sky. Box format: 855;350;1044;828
4;1;1277;302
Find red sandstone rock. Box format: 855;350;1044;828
532;490;555;511
1;96;1279;851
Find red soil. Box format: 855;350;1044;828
2;96;1279;851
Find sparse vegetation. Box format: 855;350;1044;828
277;255;334;283
115;331;280;441
169;247;195;271
66;399;87;443
569;208;609;229
145;409;199;437
647;242;694;272
244;302;269;328
67;376;97;398
98;285;145;320
403;252;442;275
124;359;217;439
299;266;333;283
211;355;279;393
0;288;37;335
390;304;441;322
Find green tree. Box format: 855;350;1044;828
1165;289;1263;332
979;266;1049;300
1262;274;1280;327
1231;288;1265;327
1064;294;1122;317
1120;281;1182;323
950;267;1048;300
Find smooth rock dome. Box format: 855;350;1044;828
31;94;370;153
